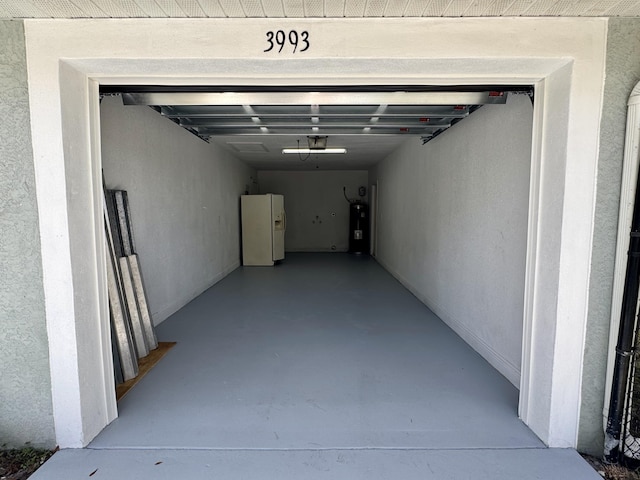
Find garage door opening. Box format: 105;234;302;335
24;18;605;450
94;85;535;449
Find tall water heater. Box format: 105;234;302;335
349;202;369;254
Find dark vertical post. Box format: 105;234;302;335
605;165;640;463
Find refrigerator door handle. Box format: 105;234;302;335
283;209;287;233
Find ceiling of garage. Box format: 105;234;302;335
112;88;517;170
1;0;640;18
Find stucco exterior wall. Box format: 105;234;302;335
579;17;640;456
0;20;55;448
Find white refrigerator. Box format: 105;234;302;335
241;194;285;266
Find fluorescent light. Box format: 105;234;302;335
282;148;347;154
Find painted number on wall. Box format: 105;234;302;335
264;30;310;53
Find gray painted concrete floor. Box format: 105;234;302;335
33;253;600;479
33;448;597;479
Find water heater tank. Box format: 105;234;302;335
349;202;369;254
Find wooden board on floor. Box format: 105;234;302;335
116;342;176;402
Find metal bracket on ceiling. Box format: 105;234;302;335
510;89;535;105
99;92;122;104
527;90;534;105
420;104;484;145
148;105;210;143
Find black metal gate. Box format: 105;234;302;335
605;158;640;466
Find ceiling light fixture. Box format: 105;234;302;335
282;148;347;154
282;136;347;155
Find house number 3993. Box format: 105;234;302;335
264;30;310;53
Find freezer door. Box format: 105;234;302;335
271;194;285;261
241;195;274;266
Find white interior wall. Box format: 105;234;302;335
258;170;368;252
100;96;254;324
371;94;533;386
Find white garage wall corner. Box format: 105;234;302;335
101;96;255;325
374;94;533;388
515;64;574;446
257;170;368;252
59;63;117;446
